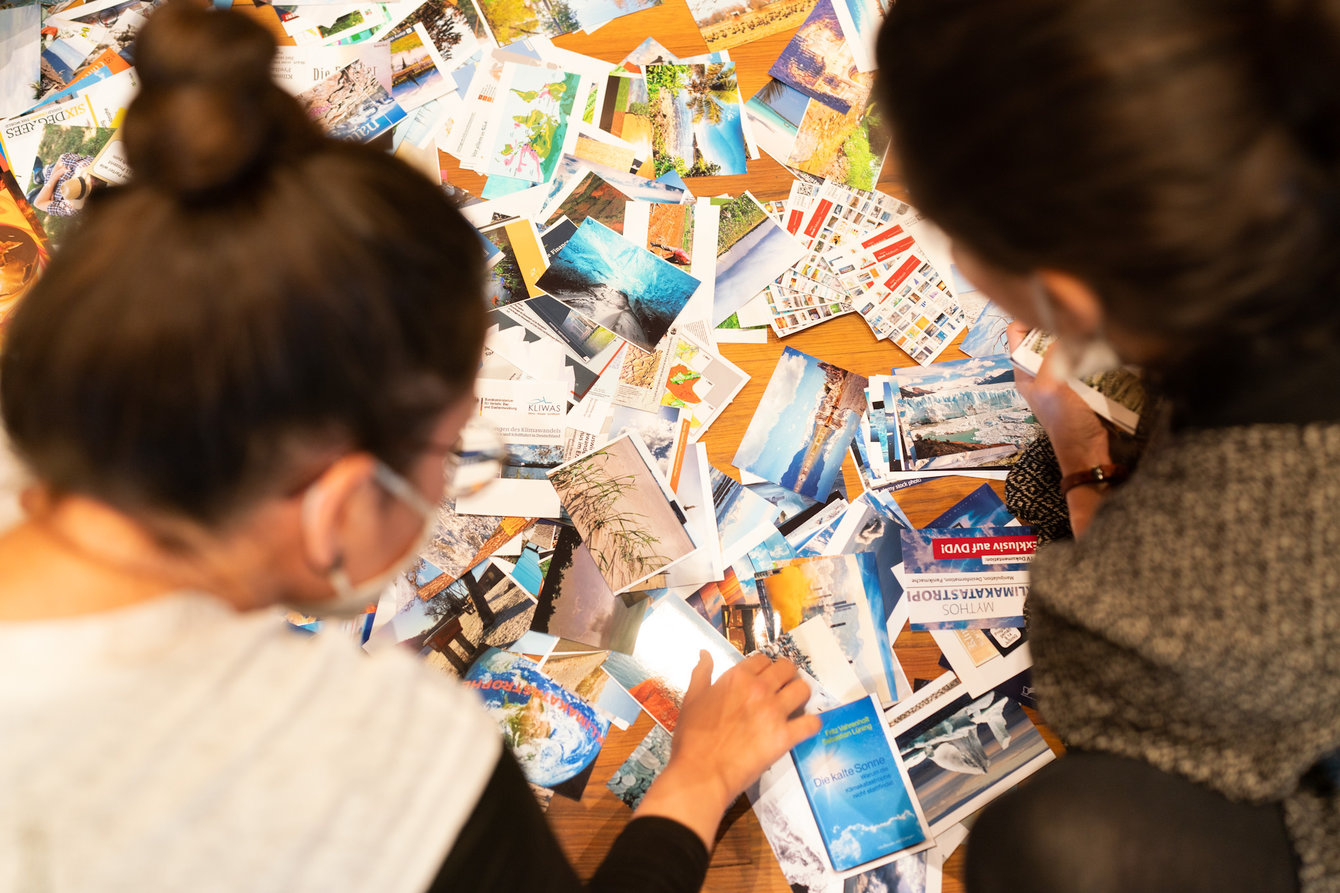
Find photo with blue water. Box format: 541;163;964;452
536;219;701;353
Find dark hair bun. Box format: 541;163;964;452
124;0;319;198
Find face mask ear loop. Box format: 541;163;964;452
300;481;341;578
371;463;438;518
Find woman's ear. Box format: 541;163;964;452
1037;269;1105;339
298;453;378;573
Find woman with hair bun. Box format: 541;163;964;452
877;1;1340;890
0;3;818;891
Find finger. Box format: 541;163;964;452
685;650;713;702
1004;320;1031;355
775;676;812;716
739;652;775;676
759;656;800;691
786;713;824;748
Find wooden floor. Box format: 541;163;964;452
233;0;1065;886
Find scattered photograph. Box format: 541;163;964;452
387;22;451;110
710;466;784;562
755;553;899;704
787;96;887;191
542;169;632;234
769;0;873;115
712;192;806;324
421;509;534;587
842;851;930;893
390;0;486;70
642;201;695;268
547;433;697;593
511;293;620;362
606;723;673;809
646;62;747;177
22;124;111;244
486;65;582;183
887;674;1055;834
893;355;1041;470
688;0;820;52
296;58;406;141
532;527;648;652
537;218;701;353
734;347;867;500
744;78;809;164
959;299;1013;358
480;220;528;307
463;647;609;797
605;403;686;479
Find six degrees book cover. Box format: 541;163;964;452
791;695;929;872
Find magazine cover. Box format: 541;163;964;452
462;647;610;798
791;695;930;872
900;526;1035;630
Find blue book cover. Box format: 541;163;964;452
791;695;928;872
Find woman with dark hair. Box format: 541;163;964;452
0;3;819;890
876;1;1339;891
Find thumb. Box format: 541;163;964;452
685;650;713;702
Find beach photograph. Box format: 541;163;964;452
744;78;809;162
893;355;1041;470
646;62;749;177
537;218;701;353
547;433;696;593
387;23;449;110
734;347;868;499
769;0;873;115
712;192;806;323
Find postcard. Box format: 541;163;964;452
748;752;844;889
656;328;749;441
711;192;806;324
689;0;816;51
548;433;698;593
0;154;49;329
454;377;566;518
899;526;1036;630
1011;328;1147;434
386;0;484;82
370;558;537;673
734;347;867;500
537;218;701;353
484;63;583;183
607;723;673;809
603;403;688;483
887;673;1055;835
479;220;529;308
297;58;406;141
793;695;929;872
769;0;874;116
17;123;111;245
744;79;810;165
710;466;786;566
542;169;632;234
787;616;866;704
463;647;610;797
755;553;900;706
602;591;741;730
532;527;648;652
646;62;748;177
829;0;882;72
956;298;1009;360
893;355;1041;469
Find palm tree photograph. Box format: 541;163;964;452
645;62;748;177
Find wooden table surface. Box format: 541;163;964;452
238;0;1062;886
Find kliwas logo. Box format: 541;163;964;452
527;398;564;415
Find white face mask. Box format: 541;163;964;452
301;462;438;618
1030;276;1123;380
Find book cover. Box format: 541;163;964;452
791;695;929;872
900;526;1035;630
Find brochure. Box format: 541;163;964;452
900;526;1035;630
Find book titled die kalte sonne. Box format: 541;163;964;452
900;526;1036;631
791;695;930;873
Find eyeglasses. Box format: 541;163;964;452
375;415;510;515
